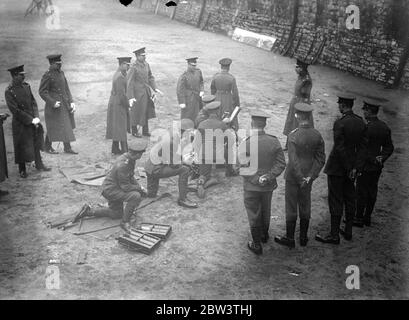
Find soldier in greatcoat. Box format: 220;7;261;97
39;54;78;154
210;58;240;130
5;65;50;178
106;57;132;155
126;47;163;138
177;57;204;122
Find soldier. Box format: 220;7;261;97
283;59;313;150
77;139;148;232
315;94;366;244
210;58;240;130
240;110;286;255
195;94;216;128
106;57;132;155
354;99;394;227
196;101;237;198
5;65;50;178
145;119;198;209
39;54;78;154
177;57;204;122
127;47;163;138
0;113;9;197
274;103;325;248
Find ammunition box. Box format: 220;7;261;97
135;222;172;240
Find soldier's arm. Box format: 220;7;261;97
199;70;204;92
309;135;326;180
270;139;286;178
288;134;304;183
232;77;240;107
126;67;136;100
176;74;186;104
5;90;34;125
117;76;128;109
117;165;139;193
147;64;157;91
380;126;394;163
355;124;368;173
29;85;40;118
210;77;216;95
333;121;352;172
38;73;57;105
63;73;73;103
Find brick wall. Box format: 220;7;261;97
138;0;409;89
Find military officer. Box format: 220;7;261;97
196;101;237;198
354;99;394;227
39;54;78;154
315;94;367;244
210;58;240;130
127;47;163;137
274;103;325;248
106;57;132;155
5;65;51;178
145;119;198;209
240;110;286;255
77;139;148;232
177;57;204;122
195;94;216;128
0;113;9;197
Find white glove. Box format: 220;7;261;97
54;101;61;108
70;103;76;113
199;91;204;98
32;117;40;125
222;118;231;124
155;89;163;96
129;98;136;107
179;104;186;109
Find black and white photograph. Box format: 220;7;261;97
0;0;408;302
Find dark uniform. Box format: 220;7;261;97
283;59;313;147
177;57;204;122
0;113;9;196
316;95;366;244
5;65;49;177
355;100;394;226
241;110;286;254
195;94;216;128
126;47;157;137
275;103;325;248
39;54;77;154
106;57;132;154
145;123;198;208
210;58;240;130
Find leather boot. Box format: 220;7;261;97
315;216;341;245
178;197;198;209
299;219;309;247
274;220;296;248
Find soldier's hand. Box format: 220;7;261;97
222;118;231;124
348;169;357;181
129;98;136;107
155;89;164;96
375;156;383;165
70;103;76;113
179;104;186;109
54;101;61;108
199;91;204;98
32;117;41;125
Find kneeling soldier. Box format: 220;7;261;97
78;139;148;232
274;103;325;248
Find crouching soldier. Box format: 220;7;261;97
274;103;325;248
77;139;148;232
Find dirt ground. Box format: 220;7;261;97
1;0;409;300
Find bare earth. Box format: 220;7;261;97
0;0;409;299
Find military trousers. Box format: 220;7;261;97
244;190;273;245
285;179;312;222
146;164;189;200
356;170;381;221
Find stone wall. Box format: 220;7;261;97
138;0;409;89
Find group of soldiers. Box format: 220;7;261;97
0;50;394;256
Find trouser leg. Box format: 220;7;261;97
111;141;120;154
92;200;123;219
260;191;273;238
355;173;367;220
327;175;343;237
120;140;128;153
177;166;190;200
146;174;160;197
298;182;312;221
365;171;381;220
244;190;262;245
44;134;52;150
18;163;26;173
34;144;43;168
63;142;71;151
343;177;356;236
198;164;212;184
122;191;142;223
285;180;298;223
142;122;149;135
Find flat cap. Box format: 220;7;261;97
204;101;221;110
186;57;198;64
7;65;25;76
201;94;216;104
363;98;383;112
294;102;313;113
219;58;232;66
180;118;194;130
117;57;132;64
133;47;146;55
128;139;148;152
47;54;62;64
337;93;356;103
250;110;271;119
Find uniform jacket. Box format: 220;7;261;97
241;130;286;192
5;81;41;163
102;153;143;195
126;60;156;126
39;68;76;142
177;68;204;122
0;116;8;181
106;69;130;141
284;122;326;183
362;116;394;172
324;110;367;176
210;70;240;129
283;73;313;136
